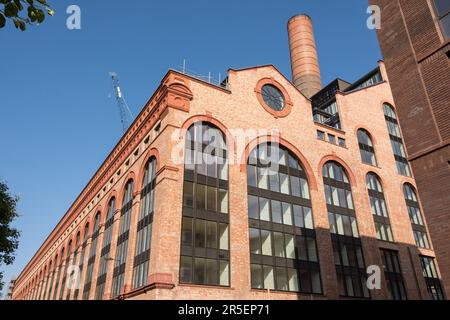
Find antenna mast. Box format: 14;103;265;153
109;72;134;132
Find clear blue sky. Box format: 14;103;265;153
0;0;381;294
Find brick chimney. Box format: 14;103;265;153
288;14;322;98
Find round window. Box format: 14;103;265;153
261;84;285;111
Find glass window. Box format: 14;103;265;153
403;184;430;249
247;143;321;294
317;130;325;140
420;256;445;300
381;250;407;300
357;129;377;166
180;122;230;287
261;84;285;111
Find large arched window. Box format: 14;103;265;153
247;143;322;293
180;122;230;287
112;179;134;297
52;247;64;300
74;223;89;300
357;129;377;166
323;161;369;298
95;198;116;300
366;173;393;242
66;232;80;300
403;184;430;249
133;158;157;289
82;213;101;300
59;240;72;300
384;104;411;176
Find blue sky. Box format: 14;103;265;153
0;0;380;294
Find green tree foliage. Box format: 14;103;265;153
0;180;20;292
0;0;54;31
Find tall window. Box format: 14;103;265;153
403;184;430;249
59;240;72;300
357;129;377;166
133;158;157;289
383;104;411;176
74;223;89;300
366;173;393;242
433;0;450;39
66;232;80;300
380;249;407;300
82;213;101;300
247;143;321;293
44;260;53;300
112;180;134;297
95;198;116;300
39;267;47;300
52;248;64;300
180;122;230;287
323;161;370;298
420;256;445;300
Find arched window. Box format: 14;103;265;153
82;213;101;300
74;223;89;300
384;104;411;176
66;232;80;300
403;184;430;249
247;143;322;293
38;266;47;300
35;271;43;300
357;129;377;166
366;173;393;242
323;161;369;298
59;240;72;300
180;122;230;286
52;248;64;300
44;260;53;300
133;158;157;289
95;198;116;300
112;179;134;297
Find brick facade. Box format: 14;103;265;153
370;0;450;295
11;60;444;300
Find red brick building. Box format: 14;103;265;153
369;0;450;295
12;15;445;300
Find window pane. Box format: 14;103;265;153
269;171;280;192
304;207;313;229
194;258;205;283
248;195;259;219
249;229;260;254
300;179;310;199
287;269;299;292
290;176;301;197
219;224;229;250
180;256;192;283
274;232;285;258
259;198;270;221
206;259;218;285
196;184;206;210
219;261;229;286
206;221;217;249
271;200;282;224
293;205;304;228
285;234;295;259
261;230;272;256
247;165;256;187
181;218;193;246
282;203;293;225
195;220;206;248
276;268;288;291
263;266;275;290
207;186;217;212
218;189;228;214
183;181;194;207
251;264;263;289
280;173;289;194
307;238;318;262
257;167;268;189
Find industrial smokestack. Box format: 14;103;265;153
288;14;322;98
